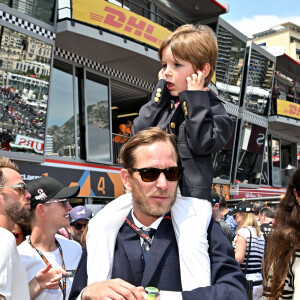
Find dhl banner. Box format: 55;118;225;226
277;98;300;120
72;0;172;49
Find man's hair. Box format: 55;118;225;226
219;195;227;208
259;207;274;219
119;127;178;170
158;24;218;87
253;200;266;215
0;157;19;186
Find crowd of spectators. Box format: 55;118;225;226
0;85;46;152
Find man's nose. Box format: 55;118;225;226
66;202;72;211
156;172;168;190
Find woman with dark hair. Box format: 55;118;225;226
263;166;300;299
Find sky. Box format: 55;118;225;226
221;0;300;38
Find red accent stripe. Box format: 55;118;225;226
164;215;171;220
210;0;227;12
44;159;121;171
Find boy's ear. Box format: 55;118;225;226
120;169;132;192
202;63;211;78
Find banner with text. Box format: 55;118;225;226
72;0;172;49
277;98;300;120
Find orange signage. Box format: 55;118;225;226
277;98;300;120
72;0;172;49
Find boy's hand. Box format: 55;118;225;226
158;68;166;80
186;70;207;91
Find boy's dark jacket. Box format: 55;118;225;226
132;79;233;201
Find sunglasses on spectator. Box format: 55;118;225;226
44;199;69;208
130;166;184;182
0;183;29;195
71;222;88;230
13;232;23;239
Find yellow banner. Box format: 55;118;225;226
72;0;172;49
277;98;300;120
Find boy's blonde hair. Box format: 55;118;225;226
158;24;218;87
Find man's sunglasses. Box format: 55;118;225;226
13;232;23;239
44;199;69;208
0;183;29;195
71;222;88;230
130;166;184;182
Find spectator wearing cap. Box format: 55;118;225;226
233;201;265;300
252;201;266;226
219;196;237;238
18;176;82;300
69;205;92;246
211;190;232;243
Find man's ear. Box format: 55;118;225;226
120;169;132;192
35;204;47;218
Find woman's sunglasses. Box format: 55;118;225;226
130;166;184;182
13;232;23;239
71;222;88;230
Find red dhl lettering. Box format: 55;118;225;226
288;104;300;116
99;6;158;44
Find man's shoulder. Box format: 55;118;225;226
55;234;82;253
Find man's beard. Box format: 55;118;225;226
131;182;177;218
4;194;31;224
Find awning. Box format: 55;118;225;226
276;54;300;83
155;0;228;22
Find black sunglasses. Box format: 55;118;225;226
130;166;184;182
71;222;88;230
13;232;23;239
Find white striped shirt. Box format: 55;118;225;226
234;226;265;274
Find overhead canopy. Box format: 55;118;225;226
156;0;228;23
276;54;300;83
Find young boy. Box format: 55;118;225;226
86;25;233;291
132;24;233;201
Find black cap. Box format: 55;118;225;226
29;176;80;209
232;200;253;215
211;190;220;205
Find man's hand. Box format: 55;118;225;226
29;263;67;299
82;278;145;300
158;69;166;81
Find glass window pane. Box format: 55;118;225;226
236;121;266;184
213;115;237;180
0;25;51;155
244;48;274;115
271;138;281;186
86;72;110;163
216;25;246;105
46;61;75;157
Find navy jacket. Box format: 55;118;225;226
69;217;247;300
132;80;233;201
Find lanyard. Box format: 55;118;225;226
28;236;66;300
125;215;171;245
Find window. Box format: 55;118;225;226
216;25;246;105
236;121;267;184
85;72;111;163
46;61;76;158
213;115;237;180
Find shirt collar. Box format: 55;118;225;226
131;209;164;231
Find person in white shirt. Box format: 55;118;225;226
18;176;82;300
0;157;66;300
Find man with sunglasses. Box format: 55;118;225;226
69;205;92;246
0;158;70;300
18;176;82;300
69;127;247;300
